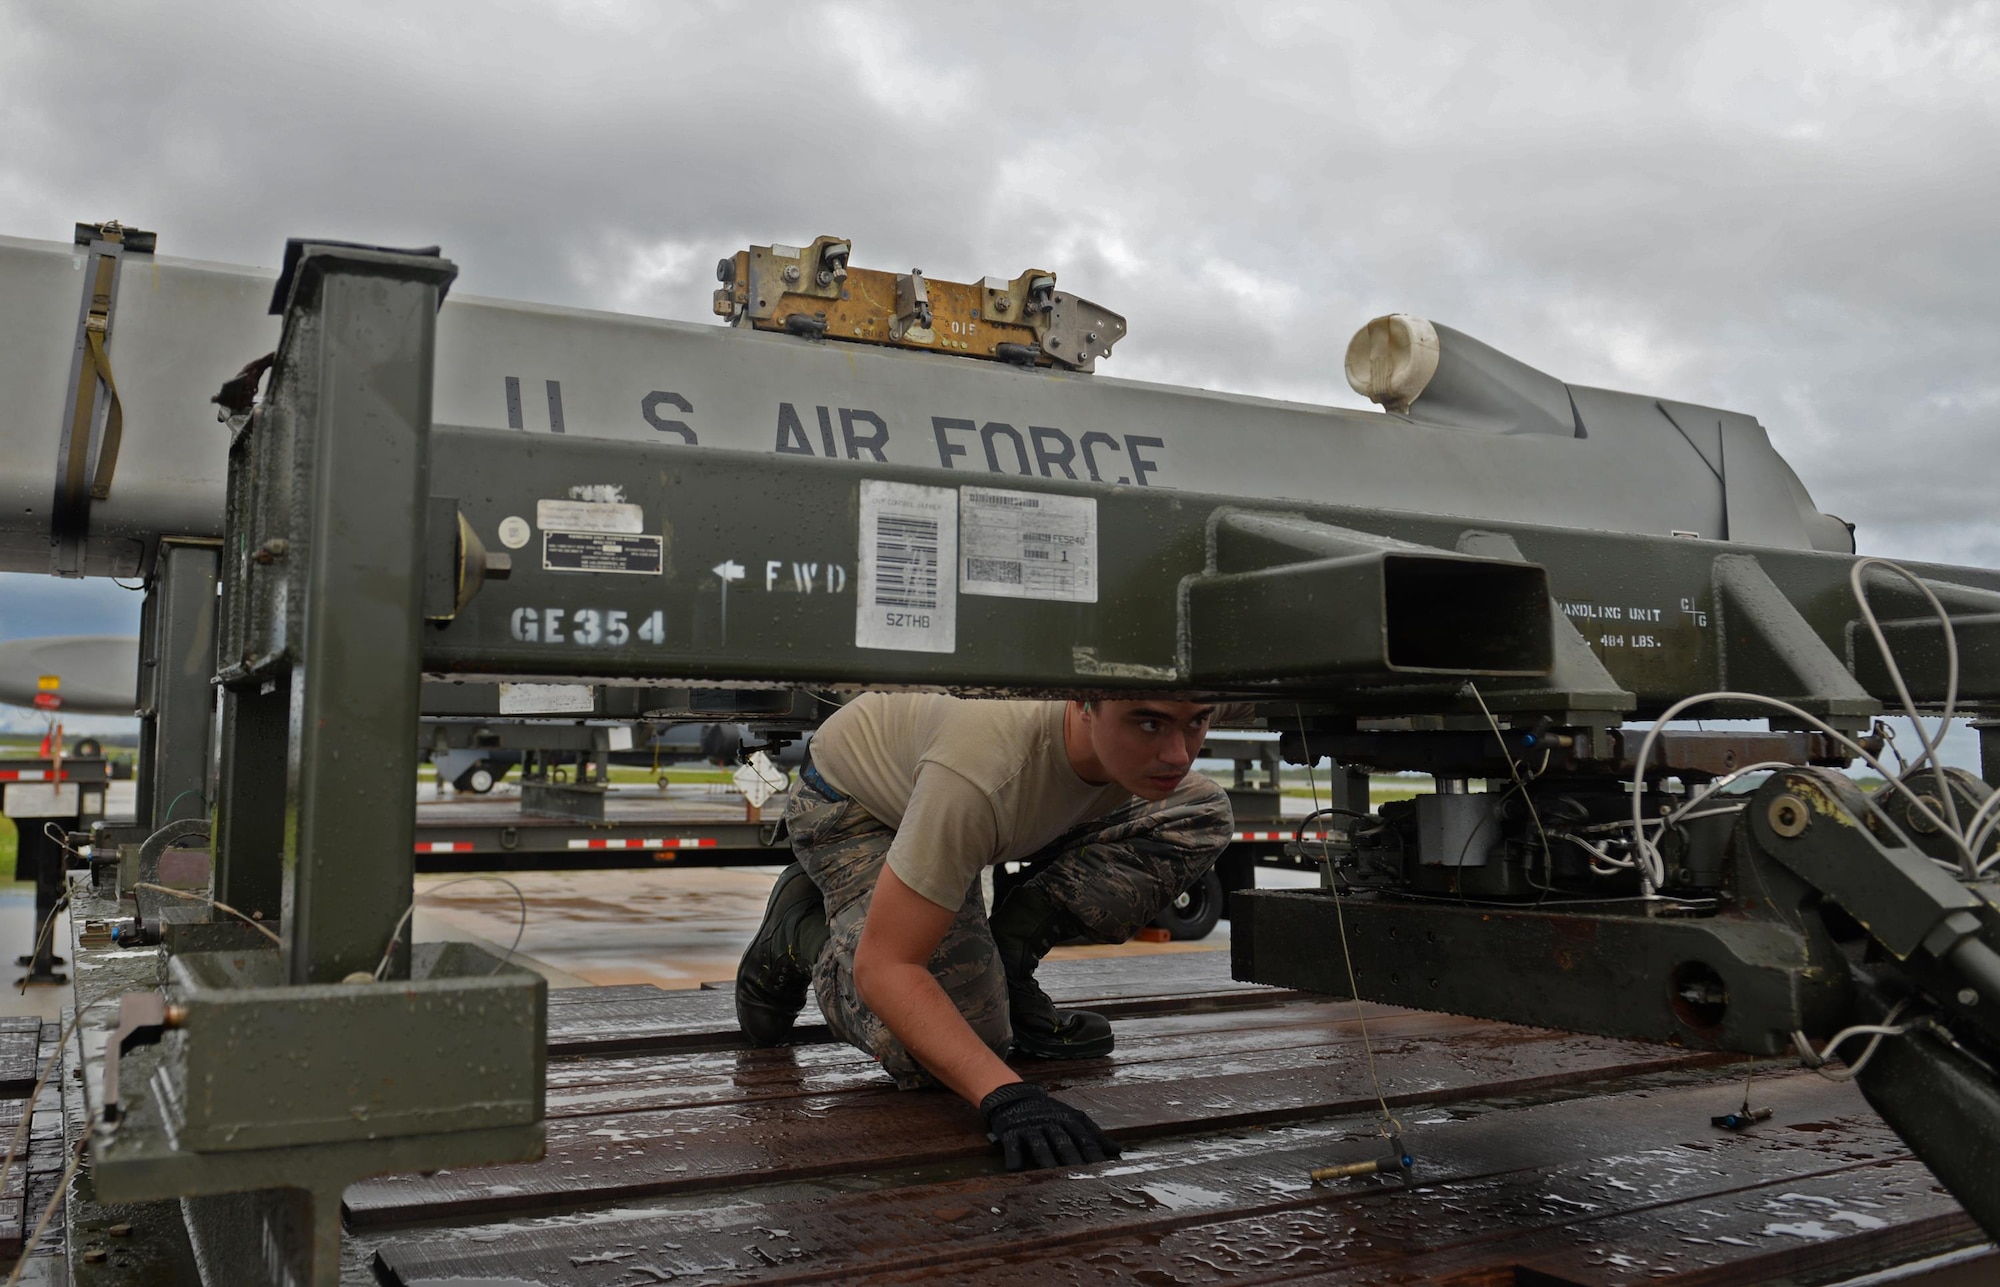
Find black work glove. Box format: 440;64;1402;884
979;1082;1121;1171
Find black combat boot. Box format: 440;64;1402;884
735;863;829;1045
987;884;1115;1059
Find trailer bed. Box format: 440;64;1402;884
45;902;1995;1285
345;954;1992;1285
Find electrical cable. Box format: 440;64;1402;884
1877;720;1909;775
13;895;69;996
1627;693;1974;886
160;789;209;823
1793;1000;1914;1082
1467;682;1559;896
1294;706;1402;1139
129;883;280;946
1628;559;1974;887
1849;558;1964;857
373;874;530;981
1961;788;2000;871
1664;762;1802;826
1294;807;1403;889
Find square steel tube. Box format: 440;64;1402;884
1186;551;1553;680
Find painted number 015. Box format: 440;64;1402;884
510;607;666;646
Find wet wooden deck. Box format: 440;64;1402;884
342;953;1994;1285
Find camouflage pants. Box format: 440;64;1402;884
786;773;1233;1088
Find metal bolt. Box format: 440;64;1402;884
1959;988;1980;1006
993;296;1011;312
1086;331;1098;343
1768;794;1810;838
251;537;288;565
781;265;800;283
83;1249;108;1263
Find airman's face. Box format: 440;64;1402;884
1077;700;1214;800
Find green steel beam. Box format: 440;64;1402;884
414;430;2000;720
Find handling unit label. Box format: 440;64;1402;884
959;486;1097;603
543;531;663;575
856;480;957;652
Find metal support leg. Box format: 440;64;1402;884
137;539;220;833
90;245;542;1287
277;261;440;985
211;684;288;923
14;821;68;985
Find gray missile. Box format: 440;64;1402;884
0;634;137;714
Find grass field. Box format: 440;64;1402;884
0;819;15;884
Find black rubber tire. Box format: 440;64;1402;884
72;737;103;758
1153;869;1225;941
453;763;498;794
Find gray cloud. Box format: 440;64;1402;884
2;0;1996;600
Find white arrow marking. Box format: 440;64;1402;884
712;560;745;646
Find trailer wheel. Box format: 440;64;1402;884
72;737;103;758
453;764;497;794
1153;869;1224;941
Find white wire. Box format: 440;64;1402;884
1560;833;1638;875
1294;704;1402;1140
1664;762;1804;826
372;875;530;981
1850;559;1963;850
1628;692;1975;888
1962;789;2000;872
1791;1000;1914;1082
1628;559;1982;886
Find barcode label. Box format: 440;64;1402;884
874;516;941;607
856;481;957;652
960;487;1098;602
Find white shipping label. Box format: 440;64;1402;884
3;782;80;818
959;487;1098;603
498;683;596;714
536;499;644;534
855;480;957;653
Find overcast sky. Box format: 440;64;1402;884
1;1;1994;754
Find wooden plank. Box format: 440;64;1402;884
0;1098;26;1259
16;1022;65;1265
543;953;1302;1056
0;1016;43;1098
348;1017;1725;1228
542;1002;1486;1120
373;1069;1963;1286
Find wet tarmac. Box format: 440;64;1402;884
410;863;1304;992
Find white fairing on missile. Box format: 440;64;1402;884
0;231;1853;579
0;635;138;714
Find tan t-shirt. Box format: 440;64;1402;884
809;694;1135;910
